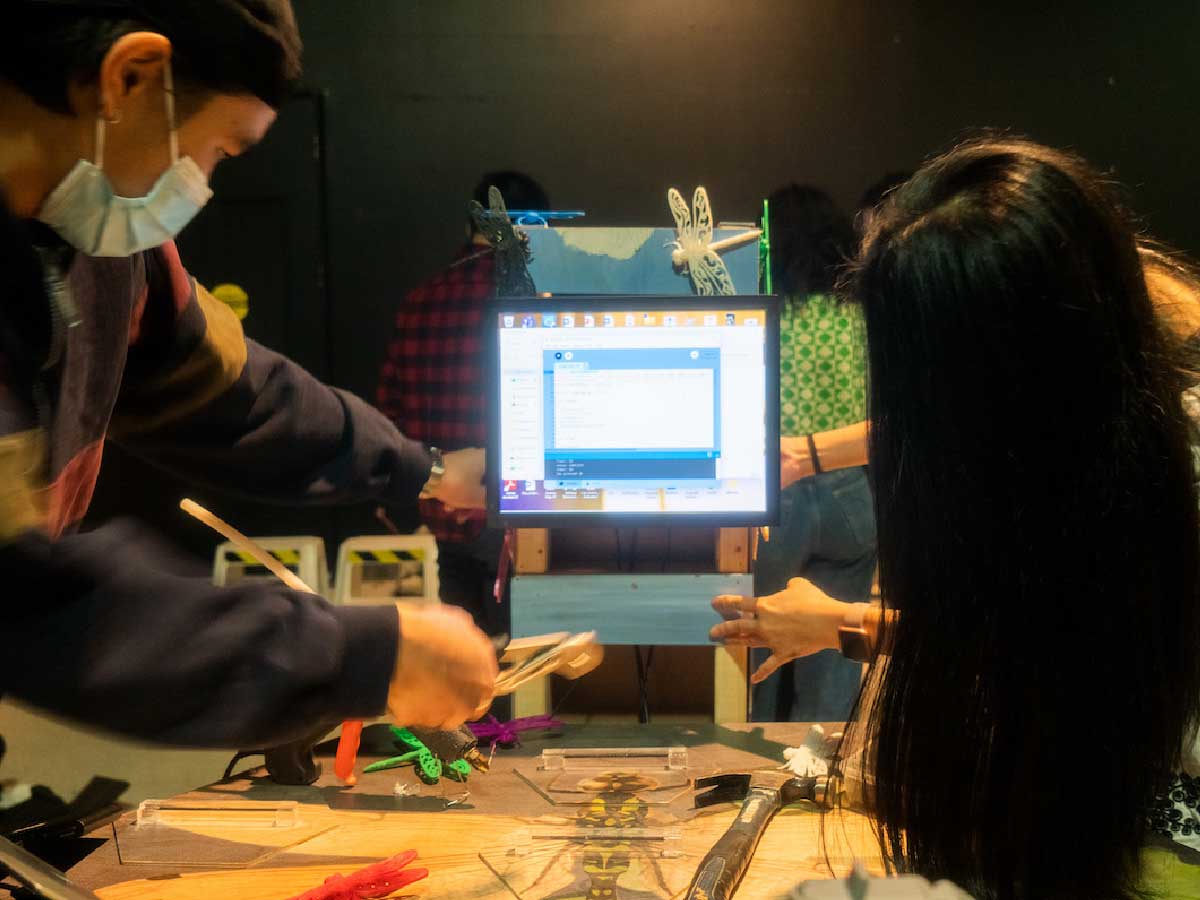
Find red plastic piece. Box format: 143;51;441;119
334;719;364;785
287;850;429;900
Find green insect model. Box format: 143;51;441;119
362;726;476;784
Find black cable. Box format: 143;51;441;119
645;646;655;725
222;751;260;781
550;677;581;719
633;645;649;724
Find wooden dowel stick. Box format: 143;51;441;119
180;498;315;594
670;229;763;267
183;498;601;719
707;228;762;254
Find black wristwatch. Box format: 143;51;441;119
422;446;446;496
837;602;874;663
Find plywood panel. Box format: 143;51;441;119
716;528;751;572
514;529;551;574
713;645;750;723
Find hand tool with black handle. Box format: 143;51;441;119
686;771;828;900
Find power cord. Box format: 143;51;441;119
634;645;656;724
617;531;664;723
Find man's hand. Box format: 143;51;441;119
388;604;498;728
427;448;486;510
710;578;848;684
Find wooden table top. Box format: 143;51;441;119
68;723;884;900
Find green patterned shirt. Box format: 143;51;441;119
778;293;867;437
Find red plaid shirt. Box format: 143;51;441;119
377;245;494;542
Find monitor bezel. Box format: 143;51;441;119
486;294;781;529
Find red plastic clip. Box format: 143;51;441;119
287;850;428;900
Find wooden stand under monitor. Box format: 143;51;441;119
510;527;751;723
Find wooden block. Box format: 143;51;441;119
716;527;751;572
513;528;550;574
510;573;754;645
511;677;551;718
713;644;749;723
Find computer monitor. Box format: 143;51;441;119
487;296;780;527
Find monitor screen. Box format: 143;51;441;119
488;297;779;526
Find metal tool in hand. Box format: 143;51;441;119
346;633;600;784
686;770;830;900
493;631;604;695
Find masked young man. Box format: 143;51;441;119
0;0;497;747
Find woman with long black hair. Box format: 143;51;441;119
714;137;1200;899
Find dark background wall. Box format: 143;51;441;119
93;0;1200;559
292;0;1200;400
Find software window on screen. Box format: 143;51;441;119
495;307;770;518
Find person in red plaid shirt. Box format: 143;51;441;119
377;173;550;638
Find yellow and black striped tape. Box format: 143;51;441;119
223;549;303;565
346;549;425;564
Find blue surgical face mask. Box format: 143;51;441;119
37;60;213;257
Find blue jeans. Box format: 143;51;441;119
751;466;877;722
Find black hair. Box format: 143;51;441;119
856;170;911;219
849;137;1200;899
767;184;855;298
5;1;302;113
472;171;550;213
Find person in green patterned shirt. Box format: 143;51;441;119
779;292;867;437
751;184;876;722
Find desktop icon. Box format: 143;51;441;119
745;317;759;326
504;480;519;493
503;315;515;328
664;315;677;327
524;480;537;492
583;314;596;328
562;314;575;327
542;314;558;327
725;313;736;325
522;315;535;328
704;314;717;326
625;314;636;326
602;314;614;327
643;314;657;325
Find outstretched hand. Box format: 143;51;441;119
710;578;849;684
